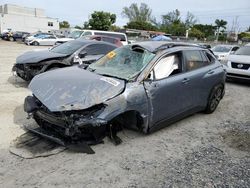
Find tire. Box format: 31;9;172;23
33;41;39;46
9;37;14;42
204;84;224;114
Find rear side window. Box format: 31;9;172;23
84;44;116;55
183;50;210;71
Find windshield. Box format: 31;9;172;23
88;46;155;80
234;46;250;56
50;40;84;55
68;31;84;39
212;45;232;52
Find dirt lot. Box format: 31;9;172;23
0;40;249;188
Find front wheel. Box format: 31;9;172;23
204;85;224;114
9;37;14;41
33;41;39;46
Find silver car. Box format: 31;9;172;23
24;42;226;146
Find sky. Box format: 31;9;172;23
1;0;250;31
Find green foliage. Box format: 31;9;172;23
238;32;250;40
86;11;116;31
59;21;70;29
125;21;158;31
189;28;205;39
215;19;227;30
193;24;216;38
185;12;197;28
160;22;186;36
122;3;154;22
162;9;181;25
160;9;198;36
109;25;121;32
74;25;83;30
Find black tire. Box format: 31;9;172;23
33;41;39;46
9;37;14;42
205;84;224;114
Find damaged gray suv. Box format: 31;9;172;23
24;41;226;145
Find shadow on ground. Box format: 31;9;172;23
8;75;29;88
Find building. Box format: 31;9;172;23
0;4;59;33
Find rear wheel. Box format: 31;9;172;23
205;84;224;114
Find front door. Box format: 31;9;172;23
143;51;193;128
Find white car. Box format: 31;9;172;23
26;35;73;46
211;45;239;63
225;45;250;81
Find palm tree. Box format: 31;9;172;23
122;3;153;23
215;19;227;41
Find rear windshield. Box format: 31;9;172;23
68;31;84;39
212;45;232;52
50;40;84;55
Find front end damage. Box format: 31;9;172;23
12;63;44;81
24;96;110;145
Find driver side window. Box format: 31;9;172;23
150;53;182;80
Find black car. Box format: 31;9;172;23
12;39;117;81
9;31;30;41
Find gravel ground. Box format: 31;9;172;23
0;40;249;188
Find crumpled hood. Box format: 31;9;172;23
29;66;125;112
16;50;68;64
228;55;250;64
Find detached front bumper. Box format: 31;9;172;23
24;96;108;142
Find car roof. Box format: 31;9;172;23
89;35;120;40
131;41;201;53
74;38;118;47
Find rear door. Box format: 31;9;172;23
182;49;219;107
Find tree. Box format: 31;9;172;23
246;26;250;32
162;9;181;26
193;24;216;38
189;28;205;39
125;21;158;31
215;19;227;41
185;12;197;28
86;11;116;31
59;21;70;29
74;25;83;29
122;3;154;23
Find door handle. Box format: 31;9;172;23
182;78;190;84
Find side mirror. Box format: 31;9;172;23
230;51;235;54
79;51;87;58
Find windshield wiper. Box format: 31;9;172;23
99;73;127;81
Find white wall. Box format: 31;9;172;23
0;14;59;33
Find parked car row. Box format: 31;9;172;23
1;31;30;41
1;29;127;48
12;40;226;148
